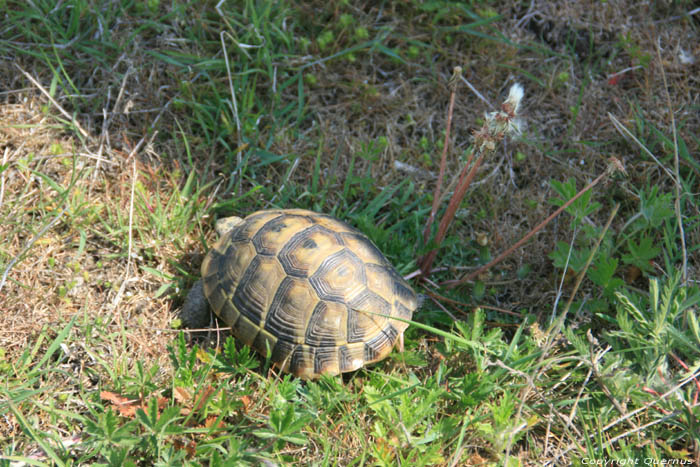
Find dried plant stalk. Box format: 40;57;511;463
423;67;463;250
419;82;524;277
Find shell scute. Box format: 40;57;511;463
304;301;347;347
278;225;344;278
264;277;318;344
252;214;313;255
309;249;366;303
232;256;285;325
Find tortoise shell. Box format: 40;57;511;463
201;209;417;378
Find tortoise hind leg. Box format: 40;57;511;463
179;280;213;329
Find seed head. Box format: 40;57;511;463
504;83;524;115
475;83;524;153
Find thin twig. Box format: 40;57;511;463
15;65;89;139
608;113;677;183
0;147;8;209
459;75;494;109
426;294;459;322
422;288;521;317
25;152;117;165
111;157;137;308
220;30;243;198
403;268;424;281
550;224;578;322
106;68;132;132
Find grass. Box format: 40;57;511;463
1;0;699;465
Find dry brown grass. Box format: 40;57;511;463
0;92;187;376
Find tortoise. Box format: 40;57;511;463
181;209;418;379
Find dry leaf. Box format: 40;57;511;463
194;385;216;412
196;347;212;364
204;415;225;430
174;439;197;458
174;387;192;405
240;394;251;413
185;441;197;458
157;396;169;410
100;391;168;418
100;391;140;418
